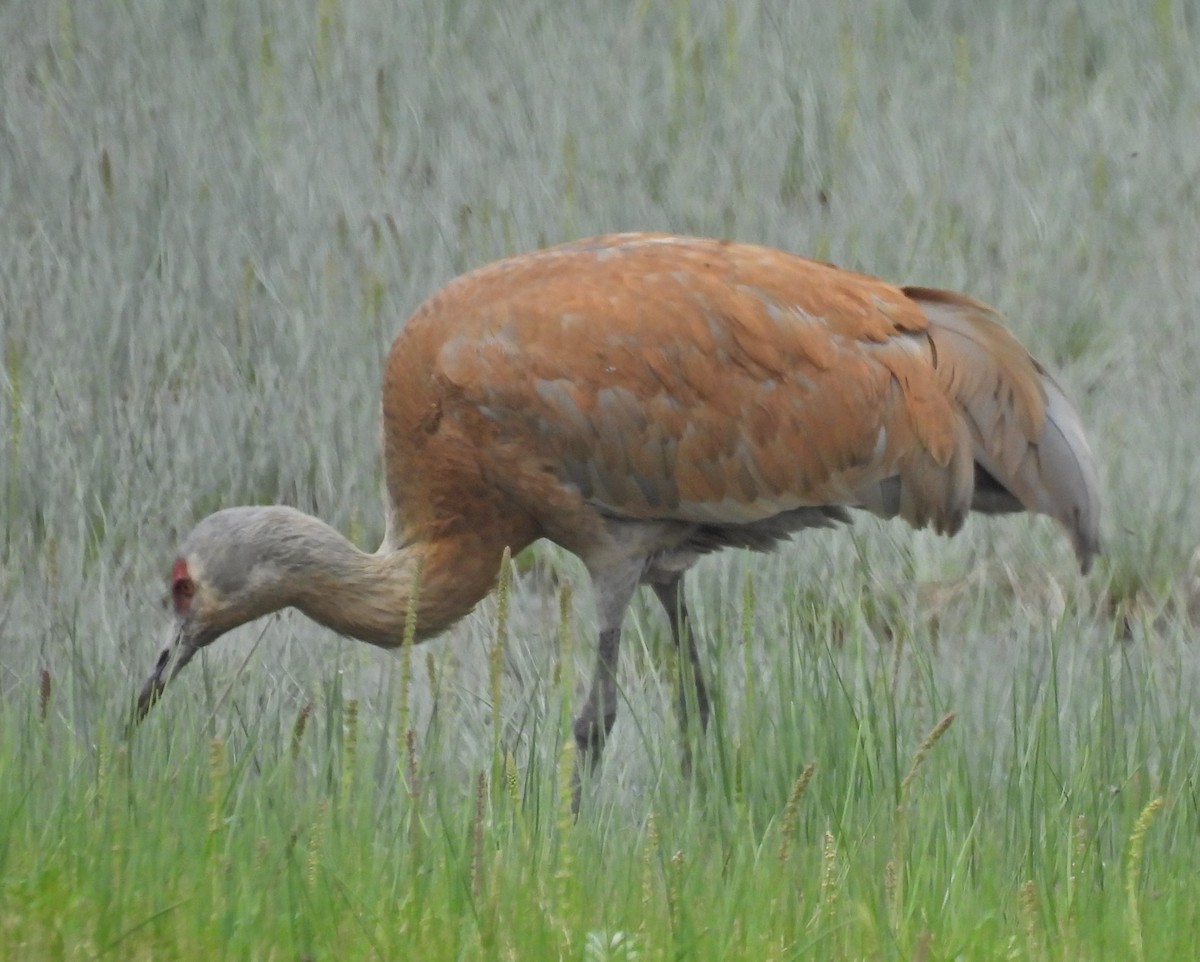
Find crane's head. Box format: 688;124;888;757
135;508;298;721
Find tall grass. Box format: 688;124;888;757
2;0;1198;958
3;592;1196;958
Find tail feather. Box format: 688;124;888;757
905;287;1102;572
1027;368;1102;570
854;373;974;536
895;415;974;536
970;464;1023;514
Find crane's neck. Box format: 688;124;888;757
243;507;502;648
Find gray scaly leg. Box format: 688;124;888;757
652;577;709;776
572;561;640;811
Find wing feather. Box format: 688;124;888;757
908;288;1101;571
393;234;1098;569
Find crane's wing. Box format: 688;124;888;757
906;287;1101;568
409;234;1098;569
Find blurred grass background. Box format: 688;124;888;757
1;0;1198;958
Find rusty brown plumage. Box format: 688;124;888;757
136;233;1101;802
385;233;1097;567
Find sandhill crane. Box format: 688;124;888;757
136;232;1101;800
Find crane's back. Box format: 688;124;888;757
380;233;1099;572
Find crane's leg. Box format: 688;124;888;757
572;562;640;811
652;577;709;776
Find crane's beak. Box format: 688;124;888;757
134;625;200;722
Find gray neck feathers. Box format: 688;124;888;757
187;506;416;647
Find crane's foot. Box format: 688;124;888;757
571;707;616;814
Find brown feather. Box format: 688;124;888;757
907;288;1100;571
382;234;1100;575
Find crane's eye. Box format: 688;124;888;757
172;576;196;612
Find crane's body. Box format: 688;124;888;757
136;233;1101;798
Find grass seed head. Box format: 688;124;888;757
38;668;51;723
207;736;226;836
1126;796;1165;962
291;702;314;759
472;771;488;899
504;750;519;805
778;761;816;863
899;711;957;806
1019;879;1044;962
